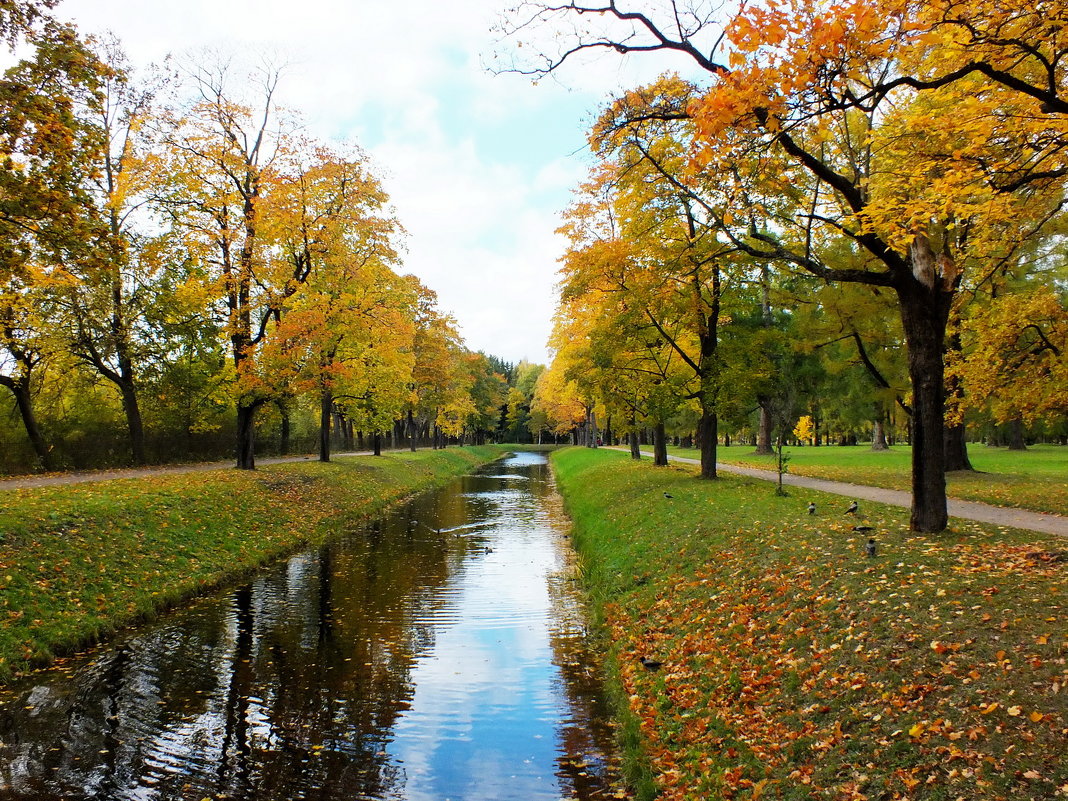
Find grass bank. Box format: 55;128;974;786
553;446;1066;801
0;446;503;682
664;443;1068;516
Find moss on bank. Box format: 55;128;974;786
552;446;1067;801
0;446;503;682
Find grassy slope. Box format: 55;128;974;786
665;443;1068;516
0;446;502;681
553;447;1067;801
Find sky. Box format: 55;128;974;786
59;0;704;366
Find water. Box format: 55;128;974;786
0;452;621;800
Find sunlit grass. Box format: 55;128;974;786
662;443;1068;515
553;446;1067;801
0;446;504;681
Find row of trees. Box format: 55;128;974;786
0;2;525;473
511;0;1068;532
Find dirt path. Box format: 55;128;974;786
640;451;1068;538
0;452;373;491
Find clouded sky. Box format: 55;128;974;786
61;0;694;365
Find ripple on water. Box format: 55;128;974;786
0;452;621;801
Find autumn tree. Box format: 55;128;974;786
159;60;303;469
0;20;109;468
505;0;1068;531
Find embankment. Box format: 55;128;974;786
551;446;1067;801
0;446;503;681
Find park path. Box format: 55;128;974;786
636;450;1068;538
0;452;373;491
4;448;1066;538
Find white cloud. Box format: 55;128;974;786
62;0;698;364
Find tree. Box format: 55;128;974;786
160;60;301;469
948;288;1068;430
0;21;109;468
506;0;1068;531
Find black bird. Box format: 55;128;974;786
663;492;673;499
865;538;877;558
639;656;662;671
852;525;874;532
846;500;859;515
807;502;816;515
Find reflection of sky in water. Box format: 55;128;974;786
0;451;616;800
391;454;568;800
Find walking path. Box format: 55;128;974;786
640;451;1068;538
5;448;1066;538
0;452;373;491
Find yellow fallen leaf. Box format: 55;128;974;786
1007;705;1022;717
1029;711;1044;723
981;702;999;714
909;722;926;737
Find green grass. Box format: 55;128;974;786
662;443;1068;515
0;446;504;682
553;446;1067;801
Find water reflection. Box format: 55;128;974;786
0;452;621;800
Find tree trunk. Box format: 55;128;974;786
698;408;717;479
373;431;382;456
319;390;332;462
116;376;146;465
407;409;417;452
235;401;260;470
1008;417;1027;450
755;402;773;454
630;431;641;459
279;403;291;456
944;420;973;471
871;415;889;451
653;422;668;466
897;276;952;533
1;375;53;470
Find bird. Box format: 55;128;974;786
639;656;662;671
865;538;877;558
663;492;673;499
807;502;816;515
846;500;859;515
852;525;874;532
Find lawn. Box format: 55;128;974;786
662;443;1068;516
553;446;1067;801
0;446;503;681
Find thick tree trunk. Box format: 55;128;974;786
871;416;889;451
2;376;53;470
698;408;717;479
653;422;668;466
755;403;773;454
944;420;973;470
117;376;146;465
235;401;260;470
897;278;952;533
1008;417;1027;450
319;390;332;462
629;431;641;459
373;432;382;456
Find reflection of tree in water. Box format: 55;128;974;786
0;488;472;800
0;454;621;801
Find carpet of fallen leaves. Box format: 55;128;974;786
553;448;1067;801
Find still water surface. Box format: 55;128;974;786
0;452;620;800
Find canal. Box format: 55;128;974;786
0;451;621;800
